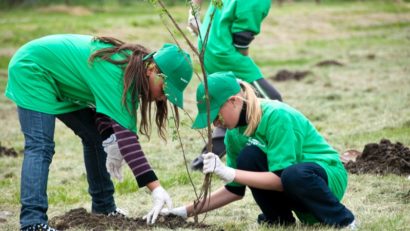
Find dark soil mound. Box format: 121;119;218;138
49;208;212;230
0;143;20;157
271;69;311;81
315;60;344;67
345;139;410;175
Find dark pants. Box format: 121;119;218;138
236;145;354;227
251;78;282;101
56;108;116;214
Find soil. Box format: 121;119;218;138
345;139;410;175
270;69;311;81
49;208;213;230
315;60;344;67
0;143;20;157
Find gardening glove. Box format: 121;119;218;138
102;134;125;182
203;152;236;183
160;206;188;219
187;8;201;36
144;186;173;224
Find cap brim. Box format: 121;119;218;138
143;51;155;61
192;107;220;129
163;79;183;108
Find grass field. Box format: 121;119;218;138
0;0;409;230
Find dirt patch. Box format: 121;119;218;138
0;143;20;157
345;139;410;175
270;69;311;81
49;208;213;230
315;60;344;67
37;5;92;16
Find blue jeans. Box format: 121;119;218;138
18;107;116;228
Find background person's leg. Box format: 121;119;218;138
281;163;355;227
57;108;116;214
191;127;226;170
251;78;283;101
18;107;56;228
236;145;296;225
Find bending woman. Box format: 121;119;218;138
5;34;193;230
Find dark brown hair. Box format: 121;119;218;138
89;36;179;140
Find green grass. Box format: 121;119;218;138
0;1;410;231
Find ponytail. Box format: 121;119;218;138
238;81;262;136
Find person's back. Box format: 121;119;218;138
198;0;271;82
6;34;137;131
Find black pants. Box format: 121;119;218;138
57;108;116;214
236;145;354;227
251;78;282;101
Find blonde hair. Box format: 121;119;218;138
238;81;262;136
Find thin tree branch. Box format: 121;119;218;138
157;0;199;57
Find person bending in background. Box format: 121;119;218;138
162;72;356;229
187;0;283;170
5;34;193;230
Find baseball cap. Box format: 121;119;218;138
144;43;193;108
192;72;241;129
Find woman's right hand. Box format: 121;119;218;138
160;206;188;219
187;8;201;36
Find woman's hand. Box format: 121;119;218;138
102;134;125;181
160;206;188;218
202;152;236;183
143;186;173;224
187;8;201;36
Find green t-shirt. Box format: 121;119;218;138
5;34;138;132
225;100;348;201
198;0;271;82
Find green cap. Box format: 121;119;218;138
192;72;241;129
144;43;193;108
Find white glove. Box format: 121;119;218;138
102;134;125;182
203;152;236;183
160;206;188;219
143;186;173;224
187;8;201;36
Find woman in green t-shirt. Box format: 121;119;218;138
5;34;193;230
161;72;355;228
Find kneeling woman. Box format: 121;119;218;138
165;72;355;228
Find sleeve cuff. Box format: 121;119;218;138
233;31;255;49
225;185;246;197
100;128;114;141
136;170;158;188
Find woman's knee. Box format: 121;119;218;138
281;165;310;193
281;163;327;194
24;142;55;162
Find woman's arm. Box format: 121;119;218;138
185;187;243;217
235;169;283;191
203;153;283;191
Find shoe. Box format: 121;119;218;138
191;137;226;171
344;219;357;230
20;223;58;231
257;213;272;226
106;208;127;218
257;213;295;226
